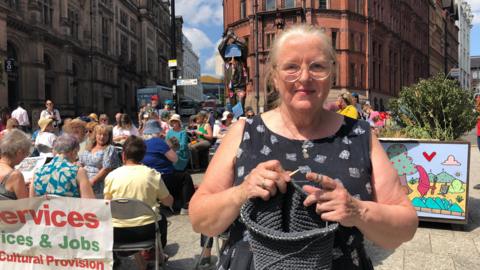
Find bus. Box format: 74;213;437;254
136;85;173;110
178;99;198;116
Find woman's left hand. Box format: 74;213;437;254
303;172;363;227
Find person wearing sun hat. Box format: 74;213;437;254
212;111;234;148
142;119;195;215
165;114;190;172
88;113;99;123
35;118;57;157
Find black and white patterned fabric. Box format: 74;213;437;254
217;115;374;270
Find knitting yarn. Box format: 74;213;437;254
240;181;338;270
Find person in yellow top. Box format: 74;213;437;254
336;90;359;119
104;135;173;267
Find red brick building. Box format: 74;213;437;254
223;0;430;111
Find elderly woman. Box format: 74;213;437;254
30;134;94;198
113;114;139;144
165;114;190;171
63;118;88;155
35;118;58;157
0;130;31;199
337;90;359;119
189;25;418;269
142;120;195;214
188;111;213;170
79;124;120;198
0;118;19;140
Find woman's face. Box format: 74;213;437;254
96;130;109;146
337;97;346;109
171;120;181;129
272;36;333;111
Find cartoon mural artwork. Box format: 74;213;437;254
386;144;416;194
381;141;469;223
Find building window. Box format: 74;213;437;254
40;0;53;25
319;0;328;9
350;33;355;51
331;29;338;49
360;64;364;88
130;41;137;69
266;33;275;48
120;34;128;58
7;0;20;10
240;0;246;18
285;0;295;8
266;0;275;11
120;10;128;27
130;18;137;32
68;8;79;40
147;48;154;74
350;63;355;87
102;18;110;53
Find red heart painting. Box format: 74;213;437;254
422;151;436;161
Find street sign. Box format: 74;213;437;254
168;59;177;67
177;78;198;86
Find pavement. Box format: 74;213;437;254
119;132;480;270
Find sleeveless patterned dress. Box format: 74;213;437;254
217;115;374;270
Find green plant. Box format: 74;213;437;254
409;179;418;185
456;195;464;203
389;73;478;140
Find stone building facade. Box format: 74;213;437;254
0;0;180;121
223;0;458;111
181;33;202;102
455;0;473;90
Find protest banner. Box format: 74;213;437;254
0;197;113;269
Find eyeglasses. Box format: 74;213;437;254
246;114;254;119
276;60;333;82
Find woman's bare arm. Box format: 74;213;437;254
189;120;247;236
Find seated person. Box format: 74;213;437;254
30;134;95;198
165;114;190;171
35;118;57;157
142;120;195;214
188;111;213;169
113;114;139;144
104;136;173;268
0;129;31;199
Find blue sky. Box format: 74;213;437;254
177;0;480;74
470;0;480;56
176;0;223;76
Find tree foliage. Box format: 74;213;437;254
388;73;478;140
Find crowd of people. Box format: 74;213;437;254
0;94;255;269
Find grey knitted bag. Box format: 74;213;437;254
240;181;338;270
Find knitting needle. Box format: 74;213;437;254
289;168;301;177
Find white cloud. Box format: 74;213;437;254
469;0;480;24
176;0;223;26
183;27;214;55
204;39;223;76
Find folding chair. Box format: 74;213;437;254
0;193;12;200
110;198;165;270
194;232;229;270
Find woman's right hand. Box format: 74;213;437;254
239;160;291;202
